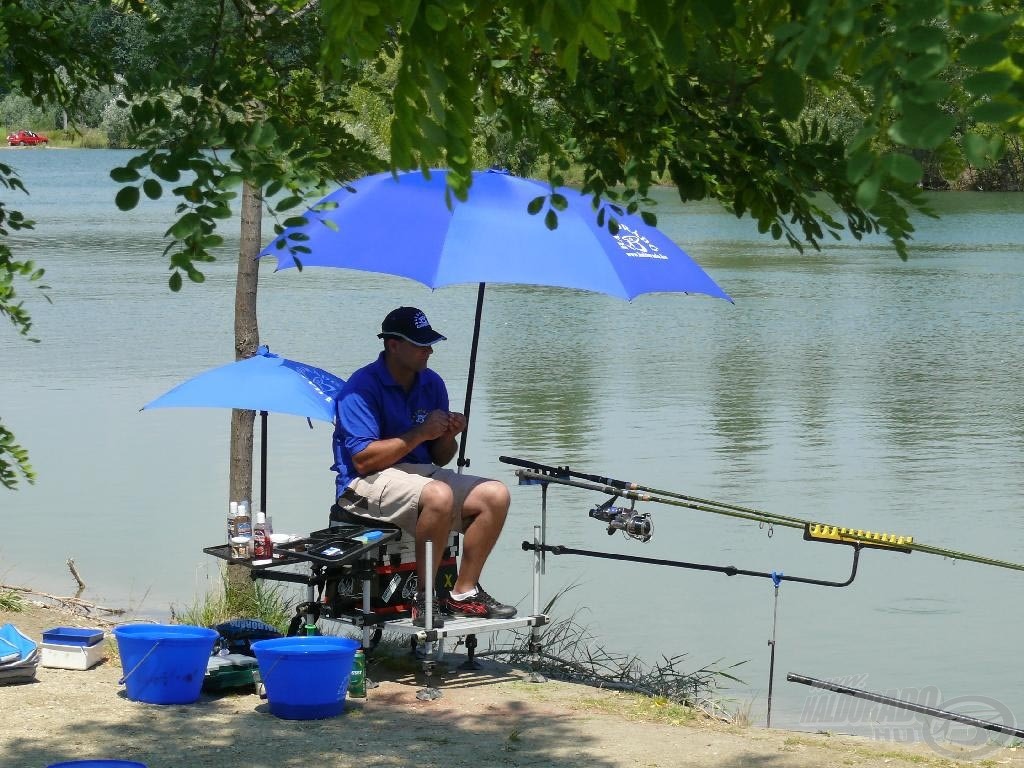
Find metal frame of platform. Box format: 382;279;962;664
318;532;549;698
206;525;550;699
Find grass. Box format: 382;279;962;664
170;572;294;632
0;589;25;612
577;691;701;727
49;128;109;148
476;585;746;722
356;584;744;723
782;735;962;766
105;636;122;666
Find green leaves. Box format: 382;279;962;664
110;166;141;183
960;40;1008;68
885;153;923;185
959;10;1013;37
143;179;163;200
424;4;447;31
964;70;1014;97
115;185;141;211
856;173;882;209
964;131;1006;167
888;104;956;150
0;418;36;490
769;66;805;121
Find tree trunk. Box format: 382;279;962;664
227;181;262;591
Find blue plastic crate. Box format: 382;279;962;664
41;627;104;647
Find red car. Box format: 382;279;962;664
6;130;49;146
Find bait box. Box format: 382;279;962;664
203;653;259;692
40;641;105;670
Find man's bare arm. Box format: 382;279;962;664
351;410;449;475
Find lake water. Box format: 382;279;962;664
2;149;1022;740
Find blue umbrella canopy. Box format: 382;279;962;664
143;346;345;511
143;346;344;422
260;168;731;302
259;169;732;469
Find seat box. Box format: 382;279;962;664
42;626;104;647
40;641;105;670
324;532;459;618
326;556;458;617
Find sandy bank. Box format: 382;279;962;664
1;600;1018;768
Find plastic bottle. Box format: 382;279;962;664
229;536;251;560
227;501;238;543
235;501;252;538
234;501;252;560
252;510;273;563
348;649;366;698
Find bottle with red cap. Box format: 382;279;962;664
252;510;273;564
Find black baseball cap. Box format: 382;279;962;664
378;306;447;347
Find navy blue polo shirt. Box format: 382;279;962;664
332;352;449;497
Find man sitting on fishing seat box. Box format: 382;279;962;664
332;306;517;627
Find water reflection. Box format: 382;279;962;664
483;286;605;454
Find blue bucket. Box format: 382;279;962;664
251;636;360;720
113;624;218;705
47;762;147;767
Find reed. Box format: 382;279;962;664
171;572;293;632
0;589;25;612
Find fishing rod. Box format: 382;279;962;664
505;457;894;728
512;456;904;588
788;673;1024;740
499;456;1024;573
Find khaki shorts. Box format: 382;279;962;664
338;463;487;537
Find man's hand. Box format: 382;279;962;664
418;409;451;441
425;410;464;467
443;411;467;439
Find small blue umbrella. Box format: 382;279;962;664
260;168;732;467
143;345;345;511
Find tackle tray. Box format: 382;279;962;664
274;527;402;566
203;525;401;569
202;543;307;568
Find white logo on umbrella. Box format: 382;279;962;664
614;225;667;259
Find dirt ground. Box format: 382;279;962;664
2;601;1022;768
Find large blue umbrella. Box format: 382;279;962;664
142;345;345;511
259;168;731;467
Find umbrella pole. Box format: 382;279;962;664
259;410;268;513
457;282;486;473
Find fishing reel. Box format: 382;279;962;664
588;496;653;542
